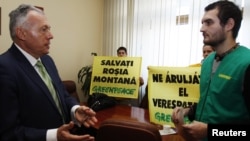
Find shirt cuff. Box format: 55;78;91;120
47;128;57;141
71;105;81;127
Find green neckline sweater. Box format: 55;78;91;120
196;45;250;124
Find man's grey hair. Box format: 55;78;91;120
9;4;44;40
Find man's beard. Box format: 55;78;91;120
203;35;226;49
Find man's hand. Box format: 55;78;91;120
181;121;207;141
57;121;95;141
171;107;189;124
75;106;98;127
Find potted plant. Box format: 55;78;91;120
77;65;92;97
77;52;97;97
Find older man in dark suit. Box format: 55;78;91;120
0;4;97;141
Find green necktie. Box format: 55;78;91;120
36;61;64;121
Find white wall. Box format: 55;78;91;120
0;0;104;102
238;0;250;48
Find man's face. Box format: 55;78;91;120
200;8;226;47
19;11;53;58
117;50;127;57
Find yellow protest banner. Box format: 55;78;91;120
90;56;142;98
148;66;200;127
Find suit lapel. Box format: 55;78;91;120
9;45;61;113
40;57;69;119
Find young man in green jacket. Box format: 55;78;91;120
172;1;250;141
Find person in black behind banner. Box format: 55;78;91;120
116;46;144;106
0;4;97;141
171;1;250;141
117;46;144;86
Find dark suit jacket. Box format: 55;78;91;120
0;44;79;141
